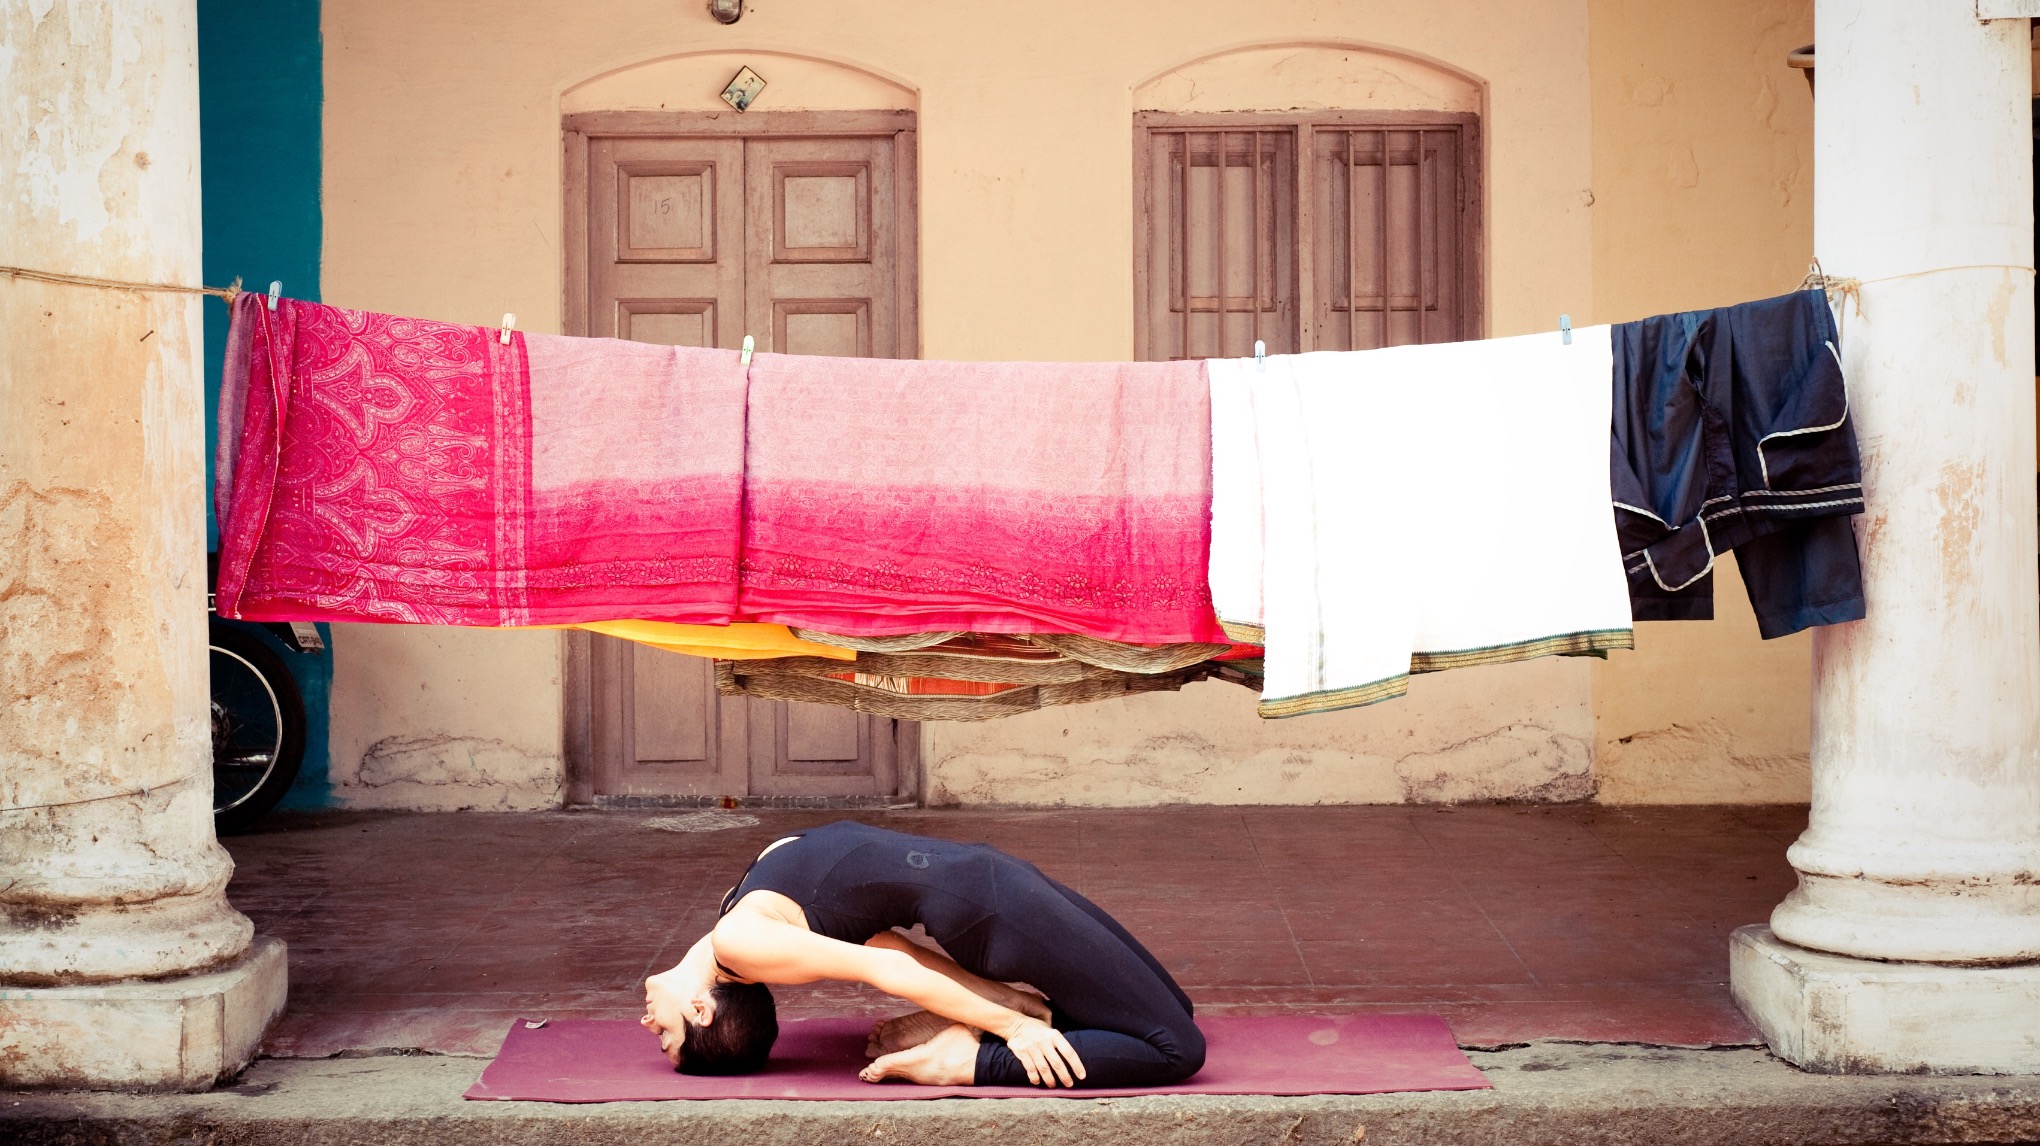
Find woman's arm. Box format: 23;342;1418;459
713;913;1085;1085
716;912;1023;1030
863;930;1050;1023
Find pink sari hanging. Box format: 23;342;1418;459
215;294;1224;645
214;294;747;627
738;352;1226;645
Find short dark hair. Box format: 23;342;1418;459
677;981;778;1075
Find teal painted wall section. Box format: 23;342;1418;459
199;0;332;810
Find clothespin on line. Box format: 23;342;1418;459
1559;314;1572;345
740;334;755;366
267;281;281;312
1254;339;1267;371
500;313;516;346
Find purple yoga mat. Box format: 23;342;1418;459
463;1014;1492;1102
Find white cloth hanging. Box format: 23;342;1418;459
1207;328;1635;718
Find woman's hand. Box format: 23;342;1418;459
1003;1017;1085;1088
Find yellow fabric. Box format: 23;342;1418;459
530;620;857;661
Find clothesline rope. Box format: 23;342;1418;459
1;263;240;300
1801;258;2035;321
0;769;203;815
14;257;2026;327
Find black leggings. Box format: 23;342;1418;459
948;860;1203;1089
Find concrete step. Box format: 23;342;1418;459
7;1042;2040;1146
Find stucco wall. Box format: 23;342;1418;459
316;0;1818;809
318;0;1600;810
928;662;1594;807
920;38;1603;807
326;625;563;811
1585;0;1818;804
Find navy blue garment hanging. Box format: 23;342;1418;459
1610;289;1866;639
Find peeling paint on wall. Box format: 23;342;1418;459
1595;718;1809;804
1985;266;2015;368
349;735;562;811
327;625;563;812
1394;722;1593;803
926;664;1596;807
0;476;192;804
1935;459;1985;610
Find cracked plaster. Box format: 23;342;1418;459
927;660;1594;807
327;624;563;812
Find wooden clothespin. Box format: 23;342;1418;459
267;281;282;312
499;313;516;346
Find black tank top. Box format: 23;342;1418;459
718;821;1000;946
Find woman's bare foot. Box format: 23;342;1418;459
866;1009;955;1058
858;1022;981;1085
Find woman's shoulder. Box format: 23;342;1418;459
718;886;809;929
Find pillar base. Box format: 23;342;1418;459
1731;925;2040;1074
0;935;287;1091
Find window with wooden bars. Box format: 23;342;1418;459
1135;111;1482;361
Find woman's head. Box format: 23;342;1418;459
676;981;778;1075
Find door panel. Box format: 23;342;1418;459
591;634;748;798
1311;128;1463;350
774;164;870;259
573;118;919;802
589;137;744;344
746;136;900;358
752;701;898;797
631;646;711;762
785;702;863;764
618;166;717;261
1141;129;1297;361
742;137;901;796
619;300;717;347
775;299;869;358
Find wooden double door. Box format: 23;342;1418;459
561;111;920;803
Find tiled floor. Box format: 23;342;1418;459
224;804;1804;1058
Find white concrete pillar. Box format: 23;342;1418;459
0;0;284;1089
1731;0;2040;1074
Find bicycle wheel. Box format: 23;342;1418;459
208;620;306;834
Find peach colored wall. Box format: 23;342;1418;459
562;51;915;114
1135;44;1483;115
319;0;1600;811
317;0;1818;808
327;624;564;811
928;663;1597;808
1585;0;1819;804
320;0;1592;348
924;42;1603;808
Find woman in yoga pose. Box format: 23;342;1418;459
640;820;1203;1088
